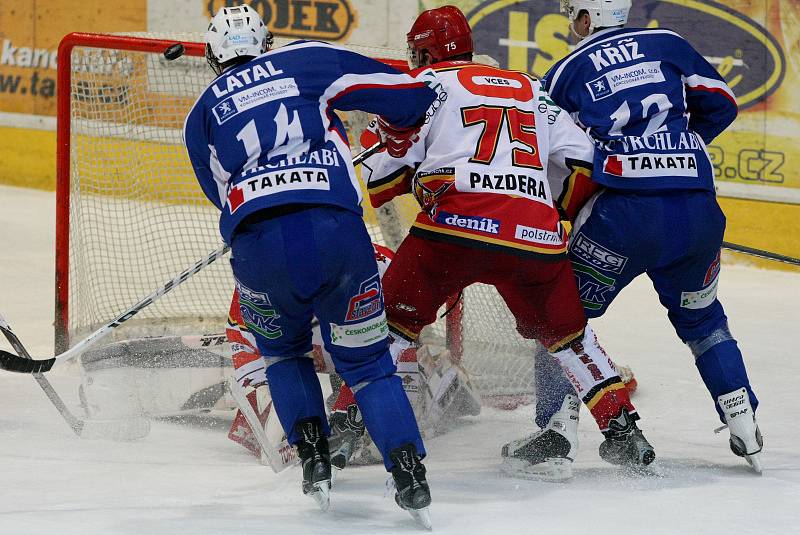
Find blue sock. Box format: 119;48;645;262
354;375;425;471
265;357;328;444
695;339;758;422
535;348;575;428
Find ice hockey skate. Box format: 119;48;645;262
501;394;579;482
389;443;432;530
328;404;366;470
717;388;763;474
295;418;332;511
598;408;656;468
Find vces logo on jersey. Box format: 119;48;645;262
466;0;784;109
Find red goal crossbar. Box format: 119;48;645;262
54;32;410;352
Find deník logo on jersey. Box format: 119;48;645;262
345;274;383;323
466;0;784;109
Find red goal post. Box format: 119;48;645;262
54;32;535;402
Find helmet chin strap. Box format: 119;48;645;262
568;18;593;41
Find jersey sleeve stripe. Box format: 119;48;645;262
683;74;737;105
318;73;426;143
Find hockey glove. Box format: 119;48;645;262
377;116;421;158
359;118;384;153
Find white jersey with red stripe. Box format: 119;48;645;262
364;61;595;259
543;27;737;192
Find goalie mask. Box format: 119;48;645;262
205;4;273;75
406;6;474;69
560;0;632;38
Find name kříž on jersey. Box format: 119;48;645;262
226;147;343;214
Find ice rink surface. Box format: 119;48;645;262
1;185;798;534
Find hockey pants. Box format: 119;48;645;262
535;190;758;426
230;205;424;471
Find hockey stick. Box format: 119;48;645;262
0;313;150;440
0;143;382;376
723;241;800;267
0;244;231;374
353;141;383;166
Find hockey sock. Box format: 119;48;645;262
694;339;758;422
549;326;636;432
354;375;425;471
397;348;420;408
265;357;329;444
534;344;577;429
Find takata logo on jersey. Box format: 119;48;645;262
466;0;785;109
206;0;357;42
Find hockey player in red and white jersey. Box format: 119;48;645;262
362;6;655;476
227;243;481;470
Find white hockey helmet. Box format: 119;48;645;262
560;0;632;35
205;4;273;75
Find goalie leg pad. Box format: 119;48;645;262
416;346;481;432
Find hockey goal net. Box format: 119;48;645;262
56;33;538;402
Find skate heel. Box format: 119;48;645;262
309;479;331;511
295;417;333;511
500;394;579;482
717;388;763;474
599;408;655;467
389;443;432;529
329;404;366;471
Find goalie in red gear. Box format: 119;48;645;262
362;5;655;481
227;243;481;470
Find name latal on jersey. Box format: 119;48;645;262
212;61;285;97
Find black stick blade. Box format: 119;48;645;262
0;350;55;374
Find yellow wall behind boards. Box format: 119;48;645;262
719;198;800;271
0;126;55;190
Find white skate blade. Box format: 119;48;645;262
309;481;331;512
500;457;573;482
409;506;432;530
745;452;763;475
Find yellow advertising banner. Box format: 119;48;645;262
422;0;800;205
204;1;359;42
0;1;147;116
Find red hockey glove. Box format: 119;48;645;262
377;116;420;158
359;118;383;152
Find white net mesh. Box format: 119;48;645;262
63;34;537;400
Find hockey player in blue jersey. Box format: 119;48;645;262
184;5;437;523
502;0;763;477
